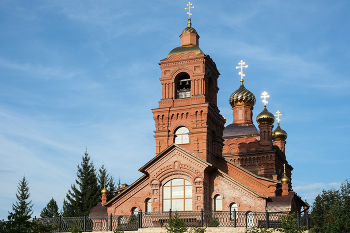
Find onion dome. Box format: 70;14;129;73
272;123;288;141
281;173;289;184
101;186;109;196
182;26;197;34
256;106;275;124
229;84;256;107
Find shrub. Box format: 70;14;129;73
113;225;124;233
207;217;219;227
165;212;188;233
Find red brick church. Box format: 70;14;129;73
90;11;308;219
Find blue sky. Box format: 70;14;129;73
1;0;349;219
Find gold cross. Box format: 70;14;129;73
104;177;107;188
185;2;194;19
236;60;248;85
261;91;270;106
275;110;282;124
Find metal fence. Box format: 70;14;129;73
1;210;310;232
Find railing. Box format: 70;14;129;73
1;210;310;232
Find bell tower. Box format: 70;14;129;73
152;10;225;163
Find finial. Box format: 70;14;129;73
261;91;270;106
283;163;286;174
185;2;194;27
236;60;248;85
104;177;107;188
275;110;282;124
305;193;307;202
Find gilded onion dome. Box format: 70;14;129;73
101;186;109;196
272;123;288;141
229;84;256;107
281;173;289;184
256;106;275;124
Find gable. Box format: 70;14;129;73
140;144;212;178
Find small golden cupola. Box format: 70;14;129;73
101;177;109;205
168;2;203;58
281;164;289;184
256;92;275;146
272;111;288;141
256;92;275;125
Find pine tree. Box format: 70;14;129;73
40;198;59;218
63;150;99;217
6;176;33;233
108;175;116;201
97;164;117;201
97;164;108;193
117;177;122;190
310;179;350;232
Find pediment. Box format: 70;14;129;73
139;144;211;179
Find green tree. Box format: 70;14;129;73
97;164;117;201
165;212;188;233
310;179;350;233
117;177;122;190
108;175;116;201
40;197;59;218
5;176;33;233
63;149;100;217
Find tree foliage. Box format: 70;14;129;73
97;164;117;201
165;212;188;233
310;179;350;233
40;197;59;218
5;176;33;233
62;150;100;217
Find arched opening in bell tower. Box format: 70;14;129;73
176;73;191;99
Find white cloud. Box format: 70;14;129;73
293;183;326;191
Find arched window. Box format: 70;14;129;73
230;203;238;219
174;127;189;144
131;207;138;216
163;178;192;211
177;74;191;99
214;195;222;211
145;198;152;213
246;211;254;227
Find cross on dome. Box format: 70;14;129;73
236;60;248;85
261;91;270;106
185;2;194;19
275;110;282;124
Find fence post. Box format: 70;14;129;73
110;213;113;231
233;210;236;228
138;210;143;229
58;216;61;232
169;209;172;220
200;209;203;227
83;215;86;232
266;210;269;228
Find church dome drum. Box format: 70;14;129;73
256;106;275;125
229;84;256;108
272;124;288;141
